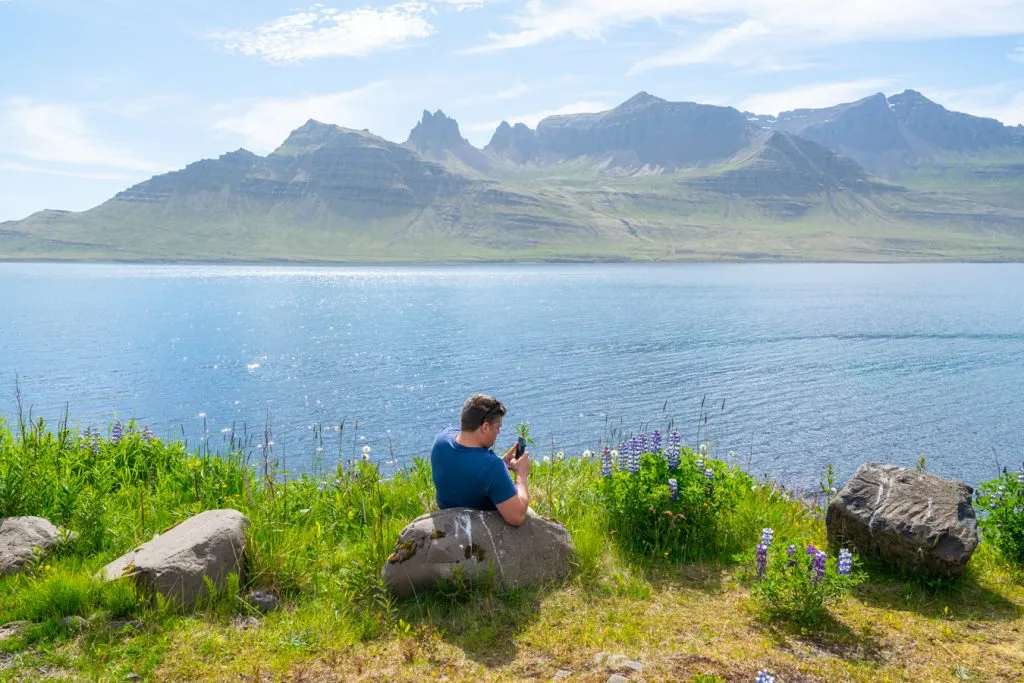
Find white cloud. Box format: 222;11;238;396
467;0;1024;72
467;99;609;133
435;0;499;10
0;98;163;172
211;3;433;64
925;82;1024;126
212;83;396;151
0;161;135;181
739;78;896;115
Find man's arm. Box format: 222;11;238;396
496;452;531;526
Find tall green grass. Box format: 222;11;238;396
0;415;820;636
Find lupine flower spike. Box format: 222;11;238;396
668;478;678;502
838;548;853;575
760;528;774;546
755;671;776;683
755;543;768;578
651;430;662;453
601;446;613;478
111;421;123;444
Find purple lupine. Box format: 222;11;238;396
601;445;613;478
639;432;648;454
142;426;154;443
806;543;820;557
666;445;680;471
755;672;775;683
627;437;641;474
760;528;774;546
651;430;662;453
811;550;827;581
695;458;704;470
703;468;715;481
112;421;123;444
786;544;797;567
838;548;853;576
668;478;678;502
1017;471;1024;484
755;543;768;578
669;430;681;449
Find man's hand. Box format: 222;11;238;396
509;451;531;479
502;443;518;467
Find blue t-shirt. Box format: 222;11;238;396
431;426;518;510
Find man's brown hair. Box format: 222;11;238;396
461;394;507;431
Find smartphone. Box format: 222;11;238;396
515;437;526;457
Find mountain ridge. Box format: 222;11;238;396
3;89;1024;263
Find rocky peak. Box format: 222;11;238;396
485;120;540;163
406;109;468;152
615;91;666;111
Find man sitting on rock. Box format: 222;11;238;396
430;394;532;526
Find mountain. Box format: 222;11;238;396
486;92;755;170
3;91;1024;263
775;90;1021;178
404;109;493;175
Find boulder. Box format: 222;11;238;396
101;509;249;610
0;516;67;577
382;508;575;597
825;463;978;578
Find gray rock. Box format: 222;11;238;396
623;660;643;672
552;670;572;680
231;615;260;631
826;463;979;578
246;589;279;614
59;615;87;632
607;675;629;683
604;654;628;670
381;508;575;597
0;517;66;577
100;509;249;611
0;621;29;641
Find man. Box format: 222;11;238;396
430;394;532;526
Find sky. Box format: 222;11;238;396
1;0;1024;221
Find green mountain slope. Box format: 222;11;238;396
3;92;1024;263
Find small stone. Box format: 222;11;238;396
59;615;87;632
605;654;628;670
246;589;279;614
553;671;572;680
624;660;643;672
593;652;608;665
231;615;260;631
125;673;141;681
607;675;629;683
0;621;29;641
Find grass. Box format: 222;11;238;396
1;416;1023;682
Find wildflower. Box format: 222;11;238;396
760;528;774;546
669;430;681;449
666;445;680;471
601;446;613;478
543;455;551;464
699;443;708;455
728;450;735;459
610;449;620;465
582;449;593;459
668;478;678;502
756;543;768;578
695;458;704;469
786;544;797;567
838;548;853;576
556;451;565;461
704;468;715;481
361;445;371;461
111;421;123;444
639;433;648;454
811;549;827;581
142;426;154;442
1017;472;1024;484
755;671;775;683
651;430;662;453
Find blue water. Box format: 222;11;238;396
1;262;1022;488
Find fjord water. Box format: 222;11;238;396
2;262;1022;488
